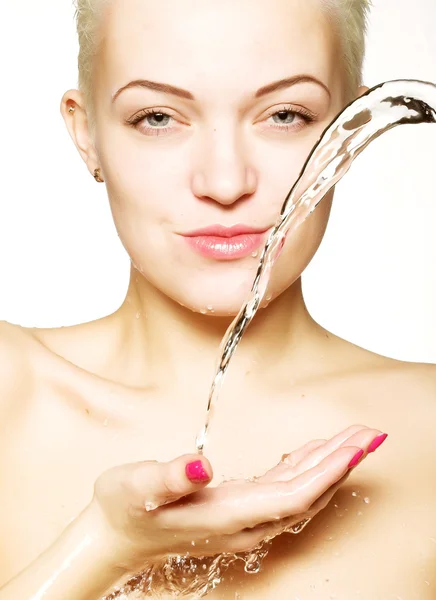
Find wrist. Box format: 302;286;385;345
0;502;128;600
74;501;129;577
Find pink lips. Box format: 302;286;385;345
182;224;269;260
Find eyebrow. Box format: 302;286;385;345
111;74;331;103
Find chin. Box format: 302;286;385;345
179;289;253;318
162;269;251;316
169;268;286;318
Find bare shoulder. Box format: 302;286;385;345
386;360;436;415
383;360;436;423
370;354;436;398
321;330;436;425
321;328;436;387
393;360;436;388
0;320;35;413
345;345;436;452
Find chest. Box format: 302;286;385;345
0;377;435;598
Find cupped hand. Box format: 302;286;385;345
91;425;387;570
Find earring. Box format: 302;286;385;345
68;106;75;114
93;168;104;183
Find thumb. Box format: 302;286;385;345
137;454;213;510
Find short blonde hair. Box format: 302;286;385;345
322;0;372;101
74;0;371;120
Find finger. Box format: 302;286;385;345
257;425;368;484
131;455;213;510
257;440;326;483
266;425;382;484
306;471;351;514
279;440;327;467
284;426;384;481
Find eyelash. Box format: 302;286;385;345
125;104;317;136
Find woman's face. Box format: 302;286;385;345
86;0;353;315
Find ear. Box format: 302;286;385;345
60;89;102;180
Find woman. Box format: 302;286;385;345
0;0;435;598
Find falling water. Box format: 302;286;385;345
102;79;436;599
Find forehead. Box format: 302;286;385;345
99;0;338;97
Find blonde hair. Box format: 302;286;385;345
322;0;372;101
74;0;372;120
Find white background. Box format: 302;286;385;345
0;0;434;363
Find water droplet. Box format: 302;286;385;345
191;541;196;546
251;250;259;258
266;294;273;302
145;501;158;512
135;311;141;319
357;511;363;516
352;491;358;497
286;518;312;534
205;539;209;544
244;558;261;574
363;497;370;504
200;308;207;315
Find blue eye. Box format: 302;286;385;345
272;110;297;124
145;112;172;127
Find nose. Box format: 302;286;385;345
191;128;258;206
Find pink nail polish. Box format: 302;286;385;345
367;433;388;453
186;460;210;483
348;449;364;469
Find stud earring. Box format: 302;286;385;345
68;106;75;114
93;168;104;183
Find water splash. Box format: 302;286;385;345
102;518;312;599
103;79;436;598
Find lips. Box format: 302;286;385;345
181;224;270;260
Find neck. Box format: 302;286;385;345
111;264;325;397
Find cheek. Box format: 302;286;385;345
99;126;188;219
101;151;190;254
264;189;333;299
264;130;332;206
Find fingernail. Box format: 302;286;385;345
367;433;388;453
348;449;364;469
186;460;210;483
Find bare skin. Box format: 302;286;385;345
0;299;435;599
1;0;435;598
